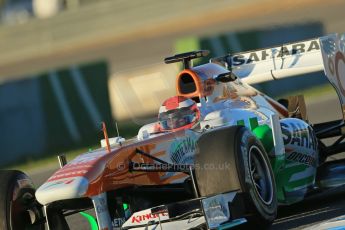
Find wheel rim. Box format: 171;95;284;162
9;175;36;230
11;192;34;229
248;145;274;205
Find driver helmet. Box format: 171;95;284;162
158;96;200;131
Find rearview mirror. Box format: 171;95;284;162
214;72;237;83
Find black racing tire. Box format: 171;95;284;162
0;170;44;230
195;126;277;227
236;127;277;227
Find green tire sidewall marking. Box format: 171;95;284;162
79;212;98;230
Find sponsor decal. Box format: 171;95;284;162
112;218;125;228
95;197;108;214
47;152;107;182
281;121;318;167
67;152;106;166
123;208;170;227
92;193;112;230
42;178;76;189
321;34;345;109
131;212;168;224
286;151;316;167
227;40;320;66
48;170;88;181
202;194;231;229
169;136;196;164
281;122;317;151
204;199;228;217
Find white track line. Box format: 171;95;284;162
70;66;102;129
48;71;81;142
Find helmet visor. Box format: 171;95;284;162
159;108;196;130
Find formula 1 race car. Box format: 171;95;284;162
1;33;345;230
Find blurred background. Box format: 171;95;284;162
0;0;345;167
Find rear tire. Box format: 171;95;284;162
0;170;44;230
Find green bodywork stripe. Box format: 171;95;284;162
284;164;308;176
286;175;315;190
249;117;259;131
80;212;98;230
275;164;308;201
237;119;245;126
252;124;273;153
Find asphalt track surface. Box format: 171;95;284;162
29;95;345;230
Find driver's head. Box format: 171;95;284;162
158;96;199;131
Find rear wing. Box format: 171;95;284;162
211;33;345;118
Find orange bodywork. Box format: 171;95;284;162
47;130;189;197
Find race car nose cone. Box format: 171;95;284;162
35;176;89;205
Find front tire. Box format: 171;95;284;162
238;128;277;226
0;170;44;230
195;126;277;227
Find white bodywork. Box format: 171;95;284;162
212;33;345;111
36;176;89;205
211;33;345;119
